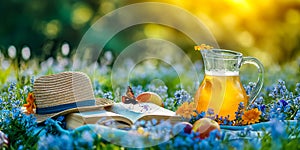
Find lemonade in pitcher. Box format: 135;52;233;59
194;48;264;120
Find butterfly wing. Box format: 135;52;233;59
122;96;138;104
122;86;138;104
121;96;127;103
126;86;135;99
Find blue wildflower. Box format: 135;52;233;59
134;120;146;127
189;111;205;124
294;96;300;105
30;76;35;85
269;79;290;100
164;97;176;111
216;115;233;126
17;145;24;150
131;85;144;96
268;105;285;120
151;118;158;125
201;129;222;149
174;89;192;106
8;82;16;92
147;85;168;100
199;140;210;149
260;104;266;112
234;102;244;125
238;125;253;137
279;99;288;107
245;82;256;95
269;119;287;150
207;129;221;141
103;91;113;100
173;136;185;147
38;134;73;150
76;131;94;149
145;120;153;128
267;97;297;121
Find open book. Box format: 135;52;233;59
66;103;182;129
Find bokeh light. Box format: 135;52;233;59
61;43;70;56
99;1;115;14
8;45;16;59
72;2;93;29
21;46;31;60
43;20;61;39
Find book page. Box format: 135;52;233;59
67;110;133;127
110;103;179;123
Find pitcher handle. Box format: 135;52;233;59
241;56;264;107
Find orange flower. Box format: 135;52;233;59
242;108;261;125
176;102;197;119
23;92;36;114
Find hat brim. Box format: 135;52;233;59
35;98;114;123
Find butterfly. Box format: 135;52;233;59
122;86;138;105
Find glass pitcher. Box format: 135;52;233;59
194;49;264;120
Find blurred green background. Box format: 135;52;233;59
0;0;300;66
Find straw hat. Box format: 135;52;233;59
33;72;113;123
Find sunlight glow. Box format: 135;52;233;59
227;0;252;13
230;0;248;6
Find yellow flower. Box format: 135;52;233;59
137;127;149;136
242;108;261;125
194;44;213;51
176;102;196;119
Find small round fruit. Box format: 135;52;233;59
173;122;193;134
192;118;220;139
136;92;163;107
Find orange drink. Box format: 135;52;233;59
194;72;248;120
